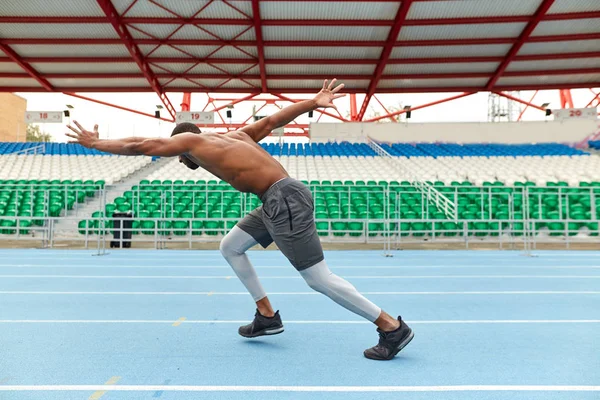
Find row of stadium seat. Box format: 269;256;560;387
382;143;586;158
260;142;376;157
70;180;600;238
0;180;104;233
0;155;151;183
0;141;588;157
0;142;110;155
149;154;600;186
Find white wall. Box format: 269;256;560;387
309;123;367;142
310;119;598;144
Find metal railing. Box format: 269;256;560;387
10;144;46;155
0;183;598;251
367;139;458;221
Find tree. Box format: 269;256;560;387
26;124;52;142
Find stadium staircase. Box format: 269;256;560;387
52;157;172;236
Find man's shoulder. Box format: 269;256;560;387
223;130;253;141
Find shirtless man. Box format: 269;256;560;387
66;79;413;360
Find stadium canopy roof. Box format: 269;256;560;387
0;0;599;120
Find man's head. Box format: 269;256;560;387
171;123;201;170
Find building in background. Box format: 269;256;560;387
0;93;27;142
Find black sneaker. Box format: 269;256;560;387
238;310;284;338
364;317;414;360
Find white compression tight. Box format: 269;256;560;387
219;226;382;322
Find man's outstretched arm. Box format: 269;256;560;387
66;121;197;157
241;78;345;143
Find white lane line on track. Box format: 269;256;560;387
1;265;600;269
0;385;599;392
1;274;599;279
0;290;598;295
0;319;599;325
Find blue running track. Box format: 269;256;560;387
0;250;599;399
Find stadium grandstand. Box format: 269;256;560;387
1;1;600;399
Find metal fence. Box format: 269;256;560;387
0;183;598;251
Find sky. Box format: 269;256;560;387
17;88;599;144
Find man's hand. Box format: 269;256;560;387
240;78;345;143
65;121;99;149
313;79;346;110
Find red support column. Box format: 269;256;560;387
485;0;555;90
181;93;191;112
559;89;574;108
349;94;358;121
357;0;413;121
251;0;267;93
96;0;177;121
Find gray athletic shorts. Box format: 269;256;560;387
236;177;324;271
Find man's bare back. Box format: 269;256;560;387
182;130;288;195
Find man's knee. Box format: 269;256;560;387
303;273;327;293
220;233;240;258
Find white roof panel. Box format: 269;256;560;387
263;26;390;41
547;0;600;14
209;46;258;59
141;44;222;58
200;25;256;41
236;29;257;41
0;78;42;87
265;46;382;59
150;62;196;74
128;24;181;40
507;57;600;72
160;78;210;88
378;78;488;89
32;62;142;74
384;62;499;75
268;79;369;89
407;0;542;19
266;64;376;75
1;0;104;16
201;1;253;19
204;64;260;75
220;79;259;89
399;23;526;40
0;24;118;39
392;44;511;58
497;74;600;86
169;25;256;41
157;63;223;75
48;78;150;87
531;19;600;37
149;0;250;18
10;44;131;57
261;1;399;20
518;40;600;55
0;63;29;73
168;25;216;40
111;0;137;15
124;0;180;18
